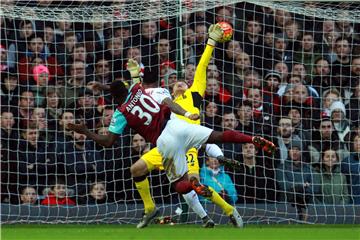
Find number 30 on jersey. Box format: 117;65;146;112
130;94;160;125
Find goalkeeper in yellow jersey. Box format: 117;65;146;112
129;24;244;229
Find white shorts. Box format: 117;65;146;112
156;118;213;182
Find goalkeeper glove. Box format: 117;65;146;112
252;136;276;156
207;23;224;46
217;156;242;170
127;58;141;79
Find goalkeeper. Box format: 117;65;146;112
128;24;273;229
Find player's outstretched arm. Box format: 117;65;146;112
162;97;199;121
68;123;118;148
191;24;224;96
127;58;141;85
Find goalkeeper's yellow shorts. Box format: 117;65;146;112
141;147;200;175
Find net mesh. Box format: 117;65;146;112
1;0;359;225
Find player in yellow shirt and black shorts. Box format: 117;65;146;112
130;24;242;229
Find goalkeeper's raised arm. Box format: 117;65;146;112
190;23;224;97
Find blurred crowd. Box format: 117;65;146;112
0;2;359;211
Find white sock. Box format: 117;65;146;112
182;190;207;219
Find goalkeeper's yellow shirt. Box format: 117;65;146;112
174;44;214;125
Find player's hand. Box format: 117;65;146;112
67;123;89;135
208;23;224;45
187;113;200;121
252;136;276;155
127;58;141;78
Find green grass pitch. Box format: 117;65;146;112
1;224;359;240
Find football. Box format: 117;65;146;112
217;21;233;43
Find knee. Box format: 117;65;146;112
172;178;193;194
130;160;148;178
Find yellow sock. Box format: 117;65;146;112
135;178;155;214
208;186;234;216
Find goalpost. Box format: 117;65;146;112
1;1;359;225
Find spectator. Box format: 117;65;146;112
43;24;55;54
96;106;114;128
321;88;341;118
60;61;89;108
332;37;352;87
74;89;101;130
0;44;9;72
41;178;75;206
293;32;320;74
1;110;18;150
20;186;38;205
14;90;35;130
219;112;241;160
30;107;54;140
222;40;242;72
314;149;349;205
8;20;34;68
194;23;208;59
274;117;302;164
82;181;107;204
341;133;360;204
311;58;332;95
184;63;195;86
42;87;63;129
246;87;272;118
309;118;348;164
156;38;174;66
30;64;51;106
330;101;351;143
63;128;104;196
242;18;268;70
235;100;257;135
224;52;251;95
290;62;309;85
17;126;55;191
232;143;276;203
1;70;20;107
130;134;149;163
94;58;111;84
274;9;292;33
284;21;301;51
200;157;238;204
57;31;78;65
104;37;124;73
267;33;292;69
113;21;131;46
276;140;319;221
202;101;221;130
183;43;196;65
263;71;282;114
69;43;93;76
96;126;125;202
136;20;158;66
58;111;75;141
205;77;233;106
274;61;289;84
318;20;339;63
54;14;75;43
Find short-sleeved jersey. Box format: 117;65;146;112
110;83;171;145
145;87;172;104
174;44;214;125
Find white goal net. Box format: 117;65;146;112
1;0;359;225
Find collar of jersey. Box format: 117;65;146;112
124;83;137;103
